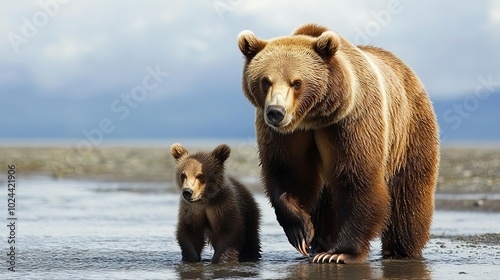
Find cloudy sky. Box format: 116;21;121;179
1;0;499;142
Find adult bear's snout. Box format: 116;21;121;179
266;105;286;125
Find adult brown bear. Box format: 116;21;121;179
237;23;439;264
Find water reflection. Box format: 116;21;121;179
175;262;260;279
286;262;375;279
171;258;431;279
277;258;431;279
381;259;431;279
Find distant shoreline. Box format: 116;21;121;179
2;138;500;149
0;138;259;148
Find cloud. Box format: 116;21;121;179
489;0;500;22
1;0;499;101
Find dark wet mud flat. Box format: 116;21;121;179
1;177;500;279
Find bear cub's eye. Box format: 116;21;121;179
196;174;205;183
261;77;271;92
292;80;302;90
180;172;187;181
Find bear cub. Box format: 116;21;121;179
171;143;261;263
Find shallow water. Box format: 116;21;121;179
1;177;500;279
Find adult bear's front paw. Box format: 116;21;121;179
312;251;367;264
279;193;315;257
283;219;314;257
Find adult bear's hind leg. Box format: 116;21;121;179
382;166;436;259
382;109;439;259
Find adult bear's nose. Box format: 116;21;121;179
182;188;193;201
266;105;286;125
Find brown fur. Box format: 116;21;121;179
171;143;261;263
237;23;439;264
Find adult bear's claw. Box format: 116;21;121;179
296;239;309;257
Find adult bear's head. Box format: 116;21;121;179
237;23;348;133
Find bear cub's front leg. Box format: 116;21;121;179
177;221;204;262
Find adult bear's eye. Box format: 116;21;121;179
292;80;302;90
180;172;187;182
261;77;271;92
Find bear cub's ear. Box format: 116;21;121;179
170;143;188;160
212;144;231;163
237;30;267;60
314;31;341;59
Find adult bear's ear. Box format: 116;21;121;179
314;31;341;60
170;143;188;160
238;30;267;60
212;144;231;163
293;23;329;37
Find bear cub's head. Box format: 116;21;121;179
170;143;231;204
238;23;343;133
